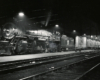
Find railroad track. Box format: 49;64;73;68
0;51;99;80
76;62;100;80
0;51;93;74
19;53;100;80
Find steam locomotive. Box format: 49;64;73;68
0;22;75;55
0;23;99;55
0;25;45;55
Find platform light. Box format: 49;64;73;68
55;24;59;28
73;30;76;33
18;12;24;17
91;35;93;38
84;34;86;36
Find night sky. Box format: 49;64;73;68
0;0;100;36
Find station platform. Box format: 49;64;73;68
0;50;94;63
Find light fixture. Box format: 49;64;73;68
55;24;59;28
73;30;76;33
18;12;24;17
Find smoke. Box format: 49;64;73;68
45;11;52;27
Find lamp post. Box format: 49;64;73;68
72;30;77;49
72;29;77;37
54;24;61;52
54;24;60;40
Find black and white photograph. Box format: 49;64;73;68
0;0;100;80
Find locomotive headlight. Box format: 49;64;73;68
6;33;10;36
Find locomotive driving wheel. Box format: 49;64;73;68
15;40;27;54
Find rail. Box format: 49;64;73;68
0;52;88;73
19;52;100;80
75;62;100;80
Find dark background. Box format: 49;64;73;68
0;0;100;36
